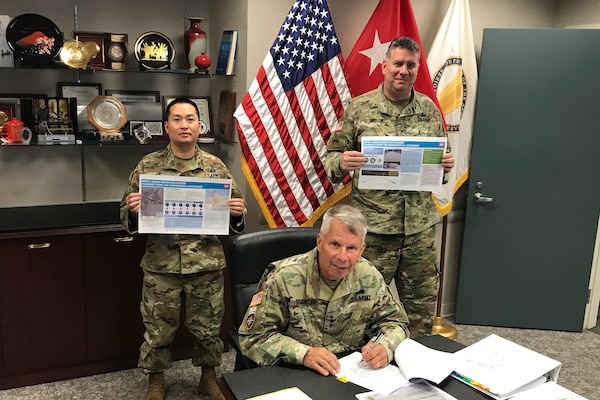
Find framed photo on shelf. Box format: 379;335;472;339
163;96;211;136
105;90;160;103
144;121;163;136
129;120;164;143
72;31;110;70
57;82;102;132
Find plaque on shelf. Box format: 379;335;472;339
70;31;110;70
134;31;175;71
37;97;77;135
6;13;64;66
215;90;236;142
57;82;102;133
106;33;128;70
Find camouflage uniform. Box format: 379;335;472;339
238;248;409;366
325;84;445;337
120;144;244;374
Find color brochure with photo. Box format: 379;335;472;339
138;174;232;235
358;136;447;191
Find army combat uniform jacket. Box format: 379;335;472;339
325;84;446;235
120;144;244;274
238;248;410;366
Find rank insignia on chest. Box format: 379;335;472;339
250;291;264;306
246;306;257;330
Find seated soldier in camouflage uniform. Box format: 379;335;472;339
238;204;409;376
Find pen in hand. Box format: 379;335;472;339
367;332;385;354
360;332;385;367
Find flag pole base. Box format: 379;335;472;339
431;316;457;339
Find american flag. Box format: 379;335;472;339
234;0;351;228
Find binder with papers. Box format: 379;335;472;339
452;334;561;399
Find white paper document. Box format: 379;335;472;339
394;338;457;385
356;380;457;400
138;174;232;235
337;351;408;396
247;386;313;400
453;334;562;400
358;136;447;191
337;339;457;396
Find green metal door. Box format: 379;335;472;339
455;29;600;331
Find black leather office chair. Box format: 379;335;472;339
226;227;320;370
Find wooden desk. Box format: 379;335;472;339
219;335;493;400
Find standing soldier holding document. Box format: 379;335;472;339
121;98;245;400
325;36;455;337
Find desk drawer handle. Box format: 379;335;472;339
114;236;134;243
28;242;51;250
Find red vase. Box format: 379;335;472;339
195;53;211;70
184;17;208;73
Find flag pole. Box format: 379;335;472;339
432;215;457;339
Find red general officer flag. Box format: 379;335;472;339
234;0;351;227
345;0;442;113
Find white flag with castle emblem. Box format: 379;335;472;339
428;0;478;216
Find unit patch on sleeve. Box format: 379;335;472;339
246;306;257;330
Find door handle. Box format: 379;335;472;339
473;192;494;203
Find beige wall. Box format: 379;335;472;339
557;0;600;27
246;0;560;78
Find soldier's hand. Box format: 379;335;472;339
441;151;455;173
228;197;246;217
126;192;141;214
302;347;340;376
340;150;367;173
360;343;388;369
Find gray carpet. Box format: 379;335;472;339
0;321;598;400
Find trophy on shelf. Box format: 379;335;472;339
87;95;127;142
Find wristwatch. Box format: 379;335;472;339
107;34;127;70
